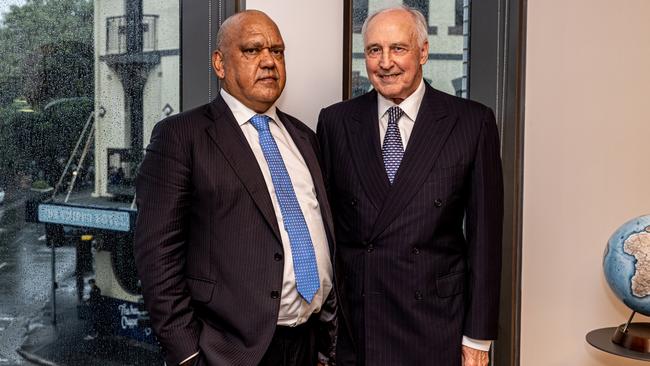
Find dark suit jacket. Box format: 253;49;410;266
134;96;336;366
317;84;503;366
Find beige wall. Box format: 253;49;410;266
245;0;343;129
246;0;650;364
522;0;650;365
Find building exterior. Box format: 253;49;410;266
92;0;179;197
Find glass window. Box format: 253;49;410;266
350;0;470;98
0;0;179;363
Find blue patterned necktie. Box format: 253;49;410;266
249;114;320;303
382;106;405;184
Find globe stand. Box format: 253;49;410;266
611;311;650;353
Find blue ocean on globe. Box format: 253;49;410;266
604;214;650;316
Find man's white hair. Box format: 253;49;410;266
361;5;428;47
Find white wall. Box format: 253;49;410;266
245;0;343;129
247;1;650;365
521;0;650;365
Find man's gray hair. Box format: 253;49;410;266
361;5;428;47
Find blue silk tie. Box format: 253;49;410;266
382;106;405;184
249;114;320;303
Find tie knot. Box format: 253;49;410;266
250;114;271;132
387;106;404;124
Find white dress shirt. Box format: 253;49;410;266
221;89;333;326
377;79;492;352
182;91;334;365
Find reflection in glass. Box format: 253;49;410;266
0;0;178;364
351;0;470;98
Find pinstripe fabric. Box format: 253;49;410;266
317;83;503;366
134;96;336;366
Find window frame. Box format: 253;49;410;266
180;0;244;111
342;1;527;365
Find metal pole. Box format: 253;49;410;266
623;311;636;333
51;235;56;325
52;112;94;200
64;124;95;203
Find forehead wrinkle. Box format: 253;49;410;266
365;12;419;43
238;37;285;51
239;26;284;45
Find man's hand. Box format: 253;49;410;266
461;345;489;366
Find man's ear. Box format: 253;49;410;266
212;50;225;79
419;40;429;65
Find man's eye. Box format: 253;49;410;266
243;48;260;56
367;47;381;56
270;48;284;57
393;47;407;53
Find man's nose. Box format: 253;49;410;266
259;48;276;68
378;50;392;69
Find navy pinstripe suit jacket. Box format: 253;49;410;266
317;84;503;366
134;96;336;366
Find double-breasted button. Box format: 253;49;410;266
274;253;283;261
366;243;374;253
412;246;420;255
270;291;280;299
350;198;358;207
434;199;443;208
414;290;423;300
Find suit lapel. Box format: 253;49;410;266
345;91;390;210
370;85;458;241
278;110;336;252
203;96;282;243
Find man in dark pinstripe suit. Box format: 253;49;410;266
317;6;503;366
134;10;336;366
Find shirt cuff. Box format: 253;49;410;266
179;351;199;365
462;336;492;352
318;352;329;364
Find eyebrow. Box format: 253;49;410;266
240;40;285;49
365;42;409;50
240;41;264;48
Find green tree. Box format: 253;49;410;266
0;0;93;107
0;0;94;186
23;40;94;108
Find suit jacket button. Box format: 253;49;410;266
415;290;423;300
412;246;420;255
366;243;374;253
350;198;358;207
434;199;443;208
271;291;280;299
274;253;283;261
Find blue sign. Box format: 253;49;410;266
38;204;132;232
102;298;158;344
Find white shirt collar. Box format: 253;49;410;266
220;88;281;126
377;78;426;121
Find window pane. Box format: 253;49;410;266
0;0;178;364
351;0;470;98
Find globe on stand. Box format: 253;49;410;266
603;214;650;352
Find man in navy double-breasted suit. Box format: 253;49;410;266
317;6;503;366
